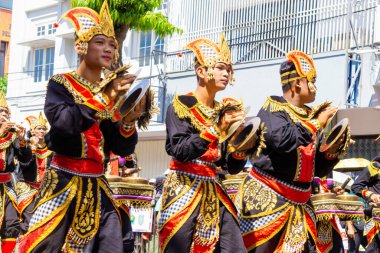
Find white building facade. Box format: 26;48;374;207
7;0;380;179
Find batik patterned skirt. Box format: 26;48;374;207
19;168;123;253
158;170;238;253
236;170;319;253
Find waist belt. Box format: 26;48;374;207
0;173;11;183
20;181;41;189
170;159;217;178
50;154;104;177
250;167;311;204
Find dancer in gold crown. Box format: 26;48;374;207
20;1;143;252
0;92;33;253
236;50;350;253
16;112;52;235
351;157;380;253
158;34;251;253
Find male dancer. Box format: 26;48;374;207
0;91;32;253
236;50;350;252
20;1;142;252
158;34;251;253
351;156;380;253
17;112;52;234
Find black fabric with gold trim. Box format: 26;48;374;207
19;71;138;252
351;156;380;247
236;96;340;253
0;182;20;252
16;145;53;234
19;168;129;252
158;93;247;253
0;130;33;252
44;73;137;162
253;96;339;185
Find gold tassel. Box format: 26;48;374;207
0;92;9;112
262;97;286;113
250;123;267;159
172;95;205;132
137;87;160;129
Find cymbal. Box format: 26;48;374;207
334;158;370;172
229;117;261;151
112;78;150;122
219;118;245;143
320;118;349;153
219;106;250;143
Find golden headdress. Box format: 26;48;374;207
184;34;234;84
0;92;8;111
56;0;118;61
281;50;317;85
25;112;48;130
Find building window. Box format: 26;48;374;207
0;41;7;77
47;24;56;35
45;48;55;80
154;37;164;64
139;32;152;67
34;47;55;82
34;49;44;82
37;26;45;36
158;0;168;10
139;32;165;66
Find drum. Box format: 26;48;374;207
335;193;364;221
372;207;380;222
107;176;155;208
334;158;370;172
310;193;338;221
222;172;247;200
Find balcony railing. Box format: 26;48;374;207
165;0;377;73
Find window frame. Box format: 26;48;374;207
33;47;55;83
36;26;46;37
138;32;165;67
0;41;7;77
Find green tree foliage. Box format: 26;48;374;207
0;75;8;95
71;0;182;66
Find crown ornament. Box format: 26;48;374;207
184;34;235;84
0;92;8;110
25;112;48;130
56;0;118;61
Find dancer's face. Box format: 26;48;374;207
212;63;232;90
296;77;316;104
83;35;116;69
33;125;47;141
0;107;9;123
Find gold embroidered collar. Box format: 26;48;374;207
172;93;220;131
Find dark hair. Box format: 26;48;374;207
194;57;201;82
280;60;296;93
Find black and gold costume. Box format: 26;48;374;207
17;143;52;234
0;131;32;253
19;67;138;253
236;95;341;253
158;94;247;253
351;157;380;253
